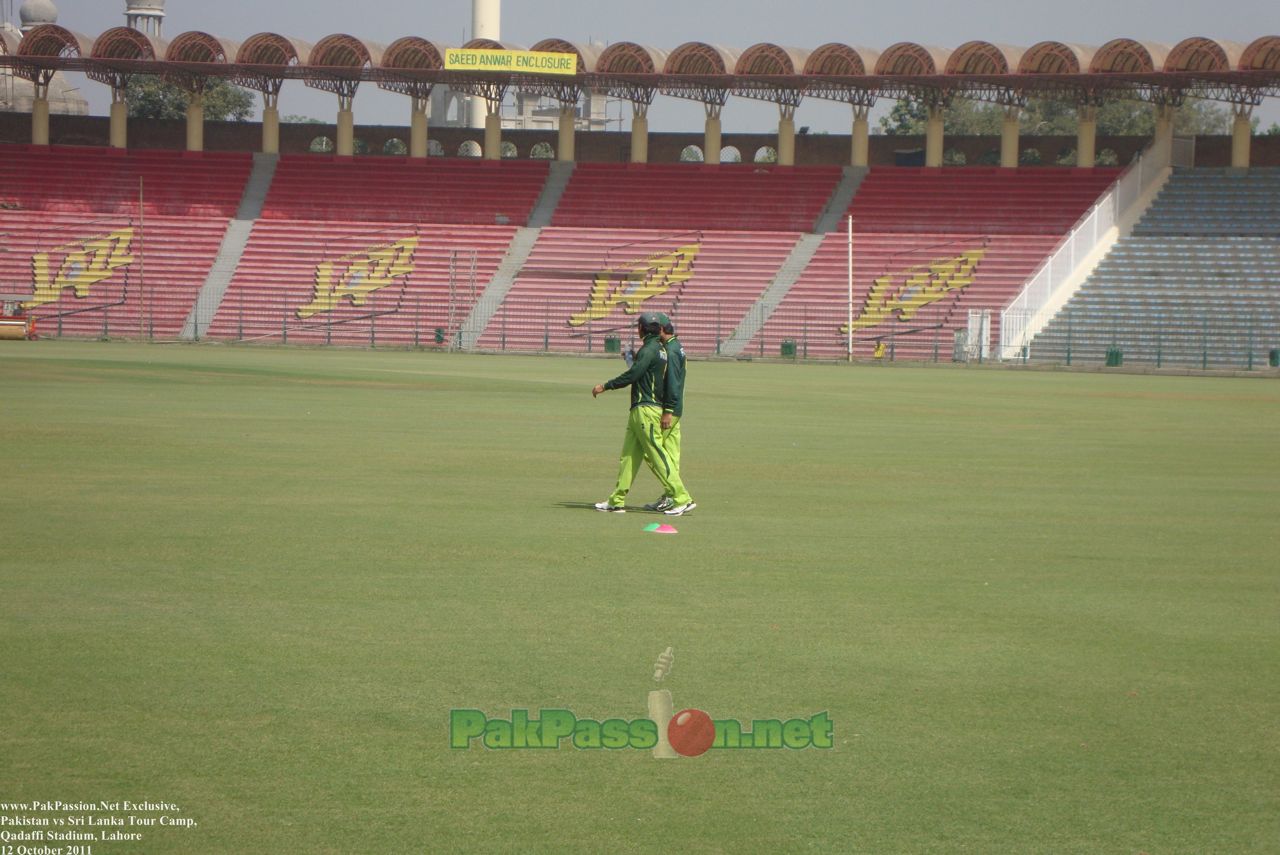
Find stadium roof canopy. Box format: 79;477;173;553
4;27;1278;107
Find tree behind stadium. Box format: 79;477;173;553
126;77;255;122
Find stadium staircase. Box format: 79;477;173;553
0;145;251;339
455;161;577;348
471;227;802;355
457;227;545;349
743;167;1123;360
1027;168;1280;368
718;167;870;355
182;152;279;340
527;161;575;227
812;166;868;233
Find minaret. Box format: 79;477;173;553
467;0;499;128
18;0;58;34
125;0;164;37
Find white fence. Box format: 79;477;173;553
1000;138;1195;360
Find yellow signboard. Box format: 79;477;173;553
444;49;577;75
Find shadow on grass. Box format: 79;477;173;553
555;501;662;513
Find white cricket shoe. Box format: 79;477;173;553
594;501;626;513
644;496;675;512
663;502;697;516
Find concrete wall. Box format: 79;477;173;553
1;112;1277;167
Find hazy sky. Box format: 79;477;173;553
13;0;1279;131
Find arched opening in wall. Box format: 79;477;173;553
1095;148;1119;166
976;149;1000;165
459;140;482;157
383;138;408;155
943;148;967;166
1019;147;1042;165
529;142;555;159
679;145;704;162
720;145;742;163
309;136;334;153
1055;147;1077;166
427;139;445;157
500;141;518;159
754;146;778;163
353;138;370;155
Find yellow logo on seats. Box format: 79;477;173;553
841;249;985;333
567;244;699;327
23;229;135;309
297;236;419;319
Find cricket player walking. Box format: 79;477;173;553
592;312;696;515
644;313;689;513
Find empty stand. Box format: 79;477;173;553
0;145;251;338
0;144;250;218
1029;168;1280;367
259;155;550;226
749;167;1122;359
475;227;802;355
550;163;844;232
203;220;519;347
1;211;231;339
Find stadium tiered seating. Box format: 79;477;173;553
749;167;1122;359
550;163;844;231
0;211;231;339
475;227;803;355
844;166;1122;234
203;221;519;346
1030;168;1280;367
260;156;550;226
0;144;250;217
0;145;251;338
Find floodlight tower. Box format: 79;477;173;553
467;0;499;128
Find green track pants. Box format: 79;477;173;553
608;406;691;507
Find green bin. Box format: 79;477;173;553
604;336;621;354
1270;348;1279;368
1105;347;1123;367
780;339;797;358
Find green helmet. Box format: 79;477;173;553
637;312;663;334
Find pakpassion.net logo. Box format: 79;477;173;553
449;648;833;758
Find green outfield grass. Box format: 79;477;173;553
1;341;1277;853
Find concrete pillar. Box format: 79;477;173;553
336;107;354;156
1077;104;1097;167
32;94;50;146
851;108;869;167
1000;107;1020;168
261;105;280;155
630;112;649;163
925;105;944;168
1153;103;1175;166
484;111;501;160
109;100;128;149
704;113;722;164
1231;107;1252;169
410;98;428;158
557;105;576;162
777;113;796;166
185;94;204;152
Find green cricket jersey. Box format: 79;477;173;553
603;334;667;409
661;335;686;417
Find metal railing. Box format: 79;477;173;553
999;137;1196;361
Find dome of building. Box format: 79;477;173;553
18;0;59;30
